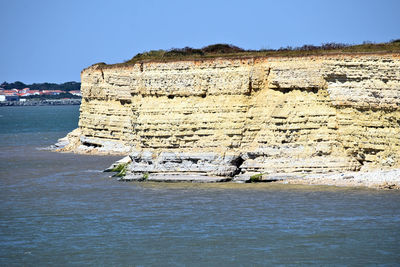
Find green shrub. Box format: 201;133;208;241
110;163;128;177
201;44;244;53
249;173;264;182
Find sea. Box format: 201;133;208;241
0;105;399;266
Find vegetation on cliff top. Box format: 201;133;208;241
95;40;400;68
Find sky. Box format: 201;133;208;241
1;0;399;84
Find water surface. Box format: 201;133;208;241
1;106;399;266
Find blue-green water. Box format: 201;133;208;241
0;106;400;266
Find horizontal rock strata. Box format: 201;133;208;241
59;54;400;183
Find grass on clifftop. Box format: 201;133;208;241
96;40;400;68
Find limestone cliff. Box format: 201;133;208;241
60;54;400;181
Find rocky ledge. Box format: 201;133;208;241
98;151;400;189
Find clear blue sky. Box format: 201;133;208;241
1;0;399;84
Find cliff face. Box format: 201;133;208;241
63;54;400;180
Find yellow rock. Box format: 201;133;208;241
62;54;400;174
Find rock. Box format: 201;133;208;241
148;174;231;183
342;175;354;180
122;151;241;180
233;173;301;183
379;182;400;190
118;172;231;183
104;155;132;172
58;54;400;182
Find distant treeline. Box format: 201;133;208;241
1;81;81;91
24;93;82;100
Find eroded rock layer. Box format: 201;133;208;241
61;54;400;180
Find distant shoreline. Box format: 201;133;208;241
0;99;81;107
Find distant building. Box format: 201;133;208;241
42;90;65;95
18;92;31;97
29;90;41;95
69;90;82;96
0;90;18;96
4;95;19;101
